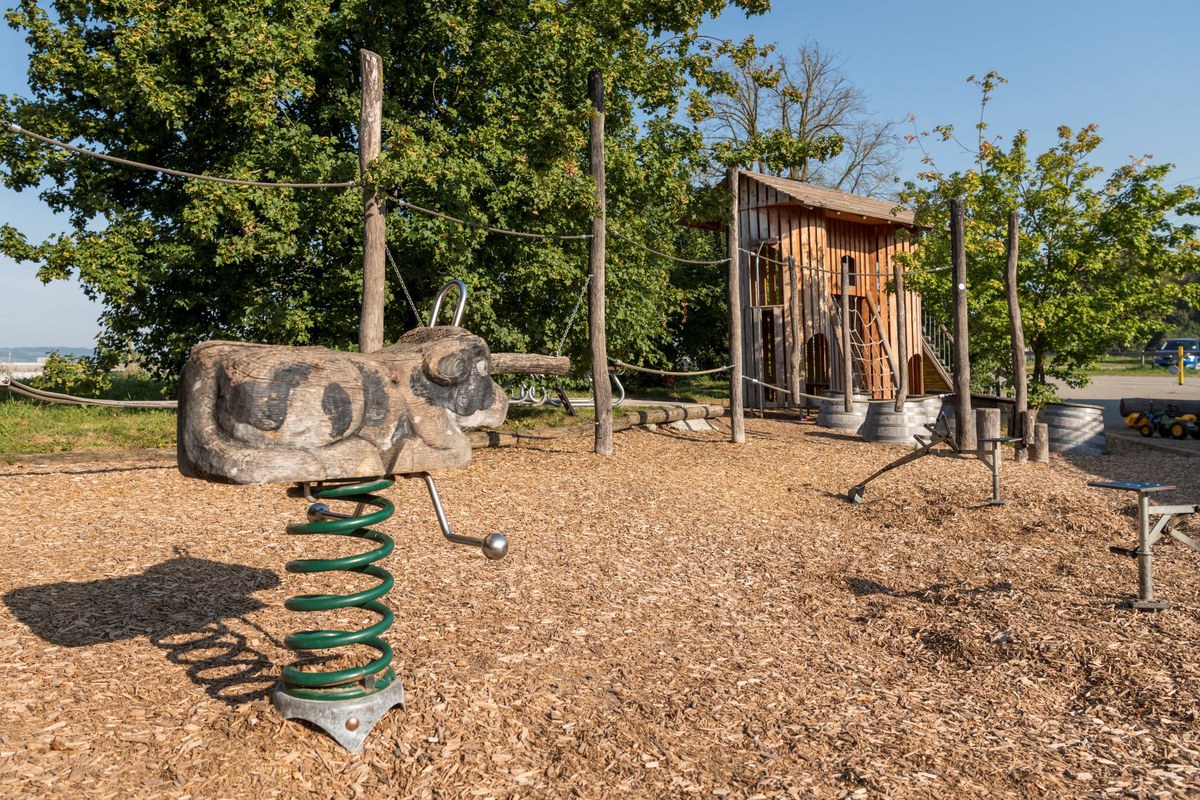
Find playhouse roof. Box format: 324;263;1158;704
737;171;922;227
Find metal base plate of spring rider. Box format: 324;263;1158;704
273;675;409;753
175;282;559;751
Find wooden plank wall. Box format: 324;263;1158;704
736;175;923;404
738;176;797;408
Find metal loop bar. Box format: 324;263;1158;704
428;280;468;327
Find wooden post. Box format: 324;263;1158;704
588;69;612;457
893;262;908;412
1022;410;1040;462
950;198;976;451
727;167;745;444
1031;421;1050;463
788;256;802;407
841;256;852;411
1004;210;1029;461
977;407;1000;466
358;49;385;354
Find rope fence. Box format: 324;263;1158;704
609;359;732;377
390;196;593;241
4;121;359;189
609;228;730;265
1;375;178;409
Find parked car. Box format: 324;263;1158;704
1152;338;1200;368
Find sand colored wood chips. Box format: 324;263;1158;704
1;418;1198;799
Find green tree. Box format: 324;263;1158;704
1;0;768;379
689;38;900;195
899;74;1200;398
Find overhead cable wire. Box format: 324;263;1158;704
390;196;592;240
4;121;359;189
609;227;730;265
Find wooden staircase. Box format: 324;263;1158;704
922;313;954;392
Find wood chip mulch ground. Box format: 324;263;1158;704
1;418;1198;799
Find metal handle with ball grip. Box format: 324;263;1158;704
416;472;508;560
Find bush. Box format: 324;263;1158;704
29;351;112;397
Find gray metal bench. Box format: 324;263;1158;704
1088;481;1200;610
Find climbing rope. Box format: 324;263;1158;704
384;244;423;325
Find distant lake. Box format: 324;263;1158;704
1;346;95;363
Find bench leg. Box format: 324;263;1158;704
1134;493;1170;610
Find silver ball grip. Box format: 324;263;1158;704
480;533;508;560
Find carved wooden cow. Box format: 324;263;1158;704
178;327;509;485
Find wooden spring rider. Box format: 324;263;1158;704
177;282;567;750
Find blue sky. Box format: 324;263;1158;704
2;0;1198;348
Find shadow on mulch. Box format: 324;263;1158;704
4;555;281;705
803;430;864;443
0;464;176;478
847;576;1014;604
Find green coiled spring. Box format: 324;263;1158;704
281;478;397;701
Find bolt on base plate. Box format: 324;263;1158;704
272;679;406;752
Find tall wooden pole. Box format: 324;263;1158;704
893;262;908;412
358;49;385;354
727;167;745;443
1004;209;1029;459
841;256;852;411
588;69;613;456
788;256;802;407
951;198;976;451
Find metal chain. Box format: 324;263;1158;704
384;243;423;324
555;274;591;356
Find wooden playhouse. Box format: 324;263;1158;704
731;171;950;407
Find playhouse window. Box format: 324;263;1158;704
841;255;857;287
750;243;784;307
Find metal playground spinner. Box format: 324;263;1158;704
846;412;1019;505
177;281;551;751
846;412;958;503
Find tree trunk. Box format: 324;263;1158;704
358;49;385;354
1003;210;1029;459
727;167;745;444
588;69;612;456
950;198;976;452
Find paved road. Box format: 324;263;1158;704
1054;374;1200;427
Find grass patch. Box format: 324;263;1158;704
0;396;177;457
1090;356;1190;378
611;373;729;404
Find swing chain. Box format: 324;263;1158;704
556;273;591;357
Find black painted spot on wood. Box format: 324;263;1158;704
322;383;353;438
360;369;389;426
224;364;312;432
